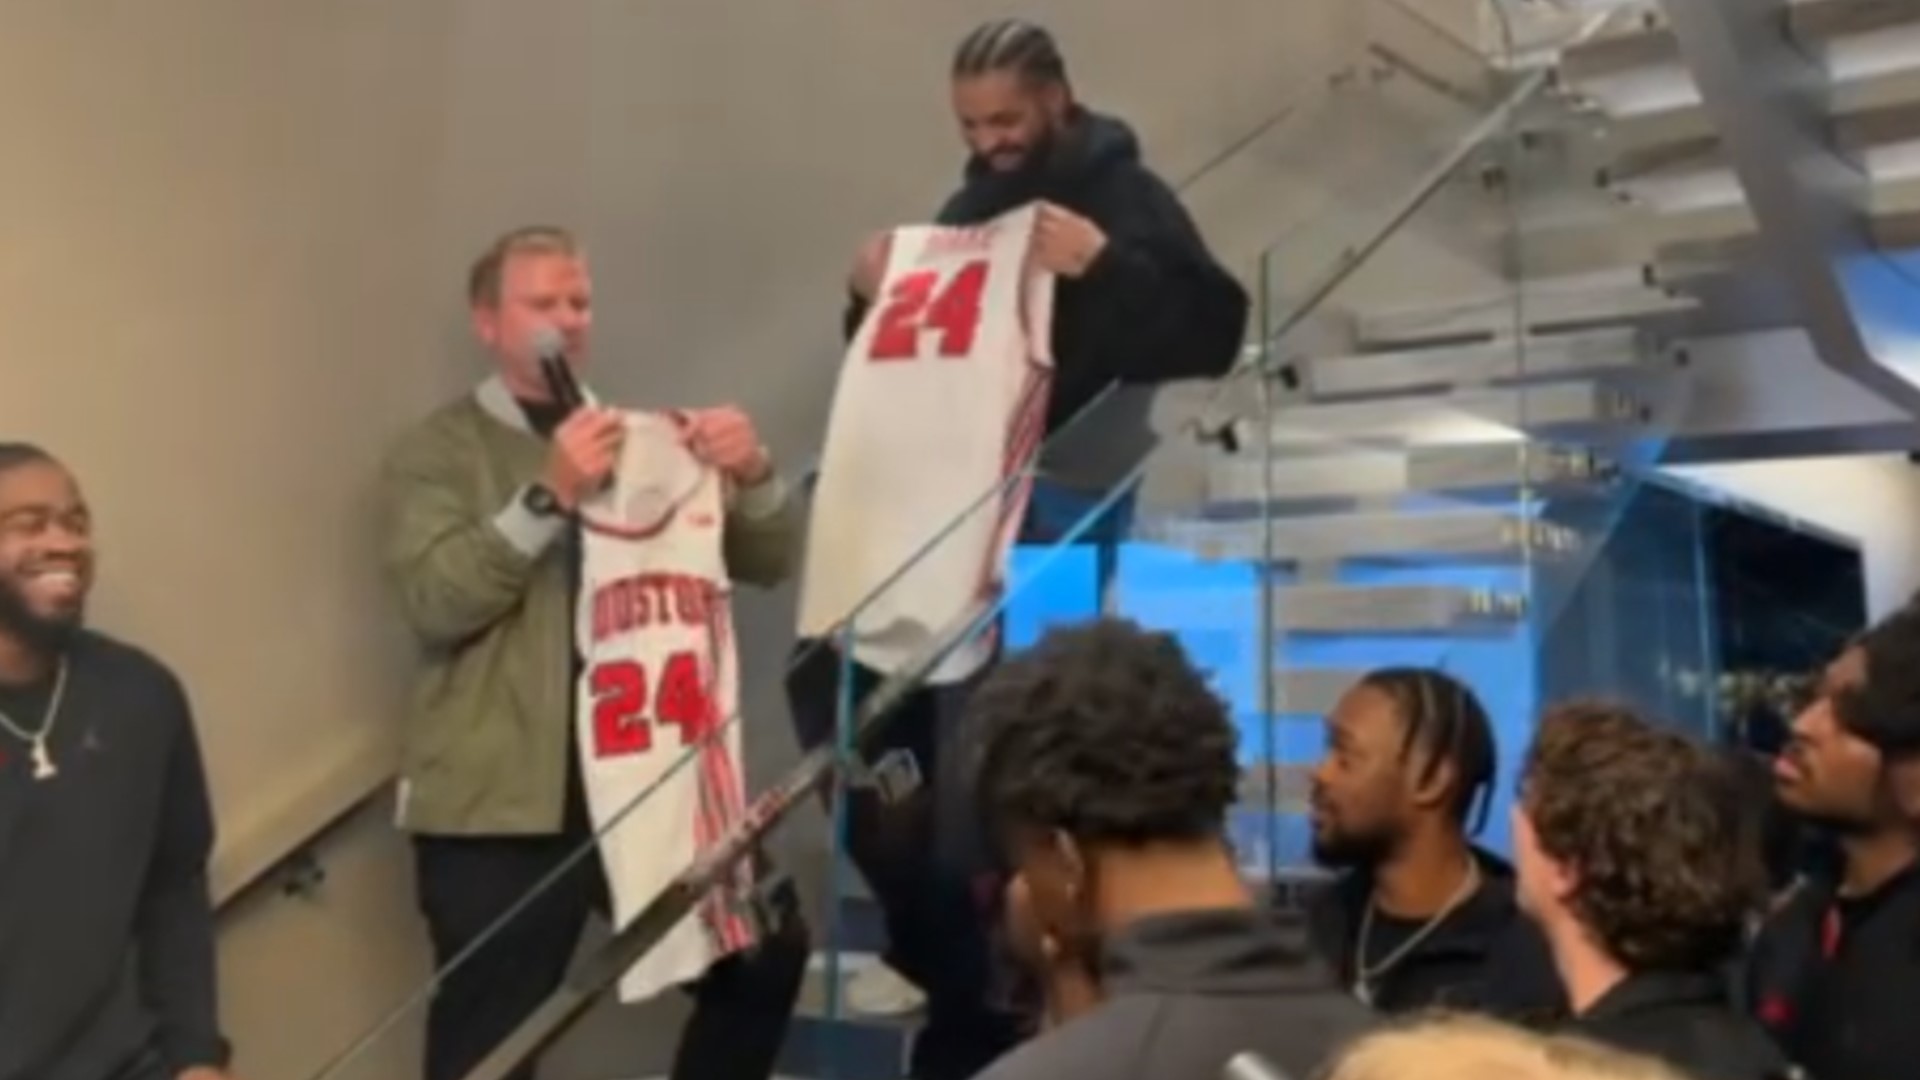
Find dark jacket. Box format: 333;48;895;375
1747;863;1920;1080
1305;847;1566;1021
847;108;1249;491
973;908;1374;1080
1567;972;1793;1080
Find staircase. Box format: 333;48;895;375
776;2;1920;1050
788;2;1714;1072
1556;0;1920;253
1165;283;1692;874
299;5;1920;1080
1108;4;1716;881
776;6;1699;1072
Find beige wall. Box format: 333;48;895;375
215;801;429;1080
0;2;455;894
0;2;1381;1078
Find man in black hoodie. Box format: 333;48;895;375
845;17;1250;532
795;20;1249;1078
967;619;1374;1080
1305;668;1562;1019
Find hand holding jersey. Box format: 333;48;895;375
801;202;1056;685
847;201;1100;299
1029;201;1107;279
682;406;774;486
542;404;769;511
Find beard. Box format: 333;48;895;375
0;574;84;657
999;120;1062;177
1794;802;1879;836
974;117;1071;202
1311;825;1398;870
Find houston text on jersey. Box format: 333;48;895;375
592;571;718;644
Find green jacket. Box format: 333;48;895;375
379;376;798;835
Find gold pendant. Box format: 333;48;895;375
30;737;56;781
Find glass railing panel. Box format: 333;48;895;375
1242;69;1534;890
1532;473;1717;739
1252;0;1517;331
1504;2;1703;663
1680;482;1865;756
1231;1;1686;883
1534;465;1874;754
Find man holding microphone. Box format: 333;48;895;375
380;225;806;1080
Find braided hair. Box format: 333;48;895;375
1359;667;1498;834
951;18;1069;88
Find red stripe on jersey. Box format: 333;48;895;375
965;244;1053;610
693;597;755;955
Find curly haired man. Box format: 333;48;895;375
1512;702;1790;1080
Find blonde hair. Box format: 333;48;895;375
466;225;582;306
1323;1014;1697;1080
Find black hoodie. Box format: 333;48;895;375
1304;847;1566;1022
847;108;1249;491
973;908;1375;1080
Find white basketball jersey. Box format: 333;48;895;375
798;203;1055;684
576;411;756;1004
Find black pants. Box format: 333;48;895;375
413;811;807;1080
786;642;1024;1080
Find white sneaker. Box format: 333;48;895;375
845;960;928;1017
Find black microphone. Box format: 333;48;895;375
1223;1052;1294;1080
532;326;587;415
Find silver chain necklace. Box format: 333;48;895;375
0;658;70;781
1352;859;1481;1007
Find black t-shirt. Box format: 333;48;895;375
517;396;593;837
1750;862;1920;1080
